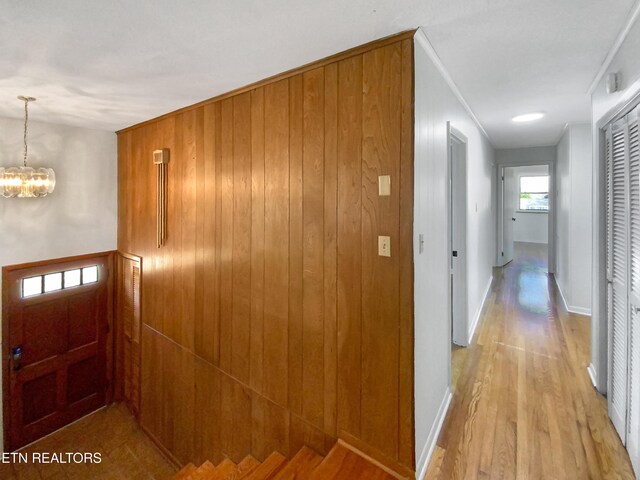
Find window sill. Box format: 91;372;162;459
516;210;548;214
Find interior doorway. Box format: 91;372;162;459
498;165;551;271
449;126;468;349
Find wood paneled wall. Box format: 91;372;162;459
117;32;415;476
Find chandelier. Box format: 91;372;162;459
0;96;56;198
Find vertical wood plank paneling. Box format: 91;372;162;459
213;102;223;366
200;105;218;364
398;38;415;468
252;392;290;460
157;117;175;337
219;366;234;457
336;55;363;437
180;109;197;351
129;127;143;256
231;380;253;461
219;99;234;373
140;325;162;444
232;93;252;384
194;108;206;358
140;125;155;330
263;79;290;407
120;35;415;477
166;329;196;464
168;114;183;343
117;132;129;251
250;88;266;394
323;62;339;441
302;67;325;429
194;356;222;465
361;43;402;459
289;73;304;416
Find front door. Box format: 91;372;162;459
2;252;112;450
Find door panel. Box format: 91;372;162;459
115;254;141;417
626;108;640;474
608;118;629;442
502;167;516;265
2;253;112;451
450;136;468;346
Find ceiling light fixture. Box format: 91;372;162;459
512;112;545;123
0;96;56;198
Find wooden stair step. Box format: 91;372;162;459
190;460;217;479
241;452;288;480
308;443;400;480
173;463;197;480
232;455;261;479
211;458;238;479
271;446;323;480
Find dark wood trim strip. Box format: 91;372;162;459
1;251;116;272
338;432;415;480
116;29;417;134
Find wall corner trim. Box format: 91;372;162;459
415;387;453;480
587;0;640;94
413;28;492;145
468;275;494;344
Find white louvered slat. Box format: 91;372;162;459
629;119;640;294
609;118;629;443
629;308;640;475
607;129;614;285
626;109;640;475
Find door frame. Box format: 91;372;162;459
593;90;640;397
494;160;556;273
497;166;516;267
1;251;115;451
448;124;469;346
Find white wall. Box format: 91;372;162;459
496;146;557;167
555;124;592;316
413;30;495;479
572;125;593;314
590;13;640;393
510;165;549;244
0;116;117;447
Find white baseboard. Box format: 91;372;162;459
587;363;598;389
416;387;453;480
468;276;493;344
552;274;592;316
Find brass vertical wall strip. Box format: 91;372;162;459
153;149;170;247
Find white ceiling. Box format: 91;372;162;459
0;0;636;148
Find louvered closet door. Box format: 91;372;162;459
627;105;640;475
608;117;629;443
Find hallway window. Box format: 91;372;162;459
519;175;549;211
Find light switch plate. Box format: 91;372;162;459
378;235;391;257
418;234;424;254
378;175;391;196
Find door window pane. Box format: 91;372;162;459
82;266;98;284
44;273;63;293
64;269;81;288
22;276;42;297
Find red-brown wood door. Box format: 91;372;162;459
2;252;113;451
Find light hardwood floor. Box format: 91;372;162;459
431;242;635;479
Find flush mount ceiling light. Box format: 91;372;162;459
0;96;56;198
512;112;545;123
